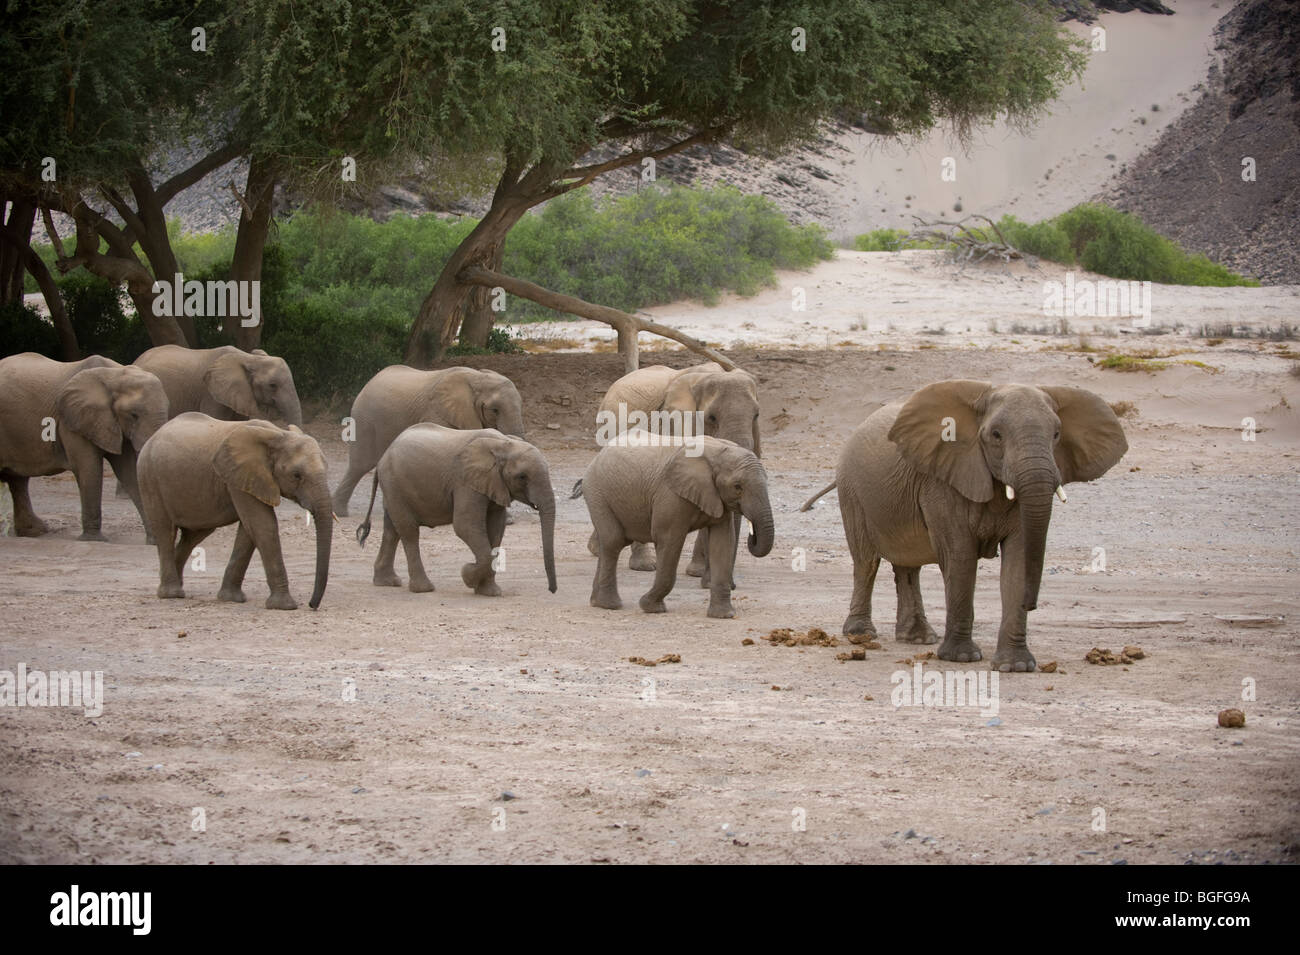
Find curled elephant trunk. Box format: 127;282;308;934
536;486;557;594
1016;467;1057;612
742;480;774;558
308;493;333;610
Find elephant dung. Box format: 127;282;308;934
1085;646;1146;666
629;654;681;667
1217;708;1246;728
763;627;840;648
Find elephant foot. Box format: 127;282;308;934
157;583;185;600
14;520;48;538
373;571;402;588
217;586;247;603
842;616;880;642
707;601;736;619
991;645;1037;673
896;618;939;645
591;593;622;611
628;553;657;572
78;530;108;542
474;581;502;597
684;558;705;578
503;510;514;526
265;591;299;611
937;637;984;664
409;578;435;594
639;594;668;614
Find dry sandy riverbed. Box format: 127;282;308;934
3;254;1299;863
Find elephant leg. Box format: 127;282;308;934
330;444;374;517
841;520;881;640
173;527;216;585
5;476;48;537
893;565;938;644
628;540;657;572
106;451;153;544
992;530;1036;673
218;524;254;602
639;526;685;614
704;519;738;619
685;529;707;578
65;442;107;541
154;522;184;599
372;510;404;588
934;546;982;663
696;513;741;589
230;492;297;610
589;503;624;610
454;495;498;596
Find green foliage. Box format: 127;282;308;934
444;327;526;357
851;205;1258;286
504;185;833;319
57;272;151;361
0;302;59;359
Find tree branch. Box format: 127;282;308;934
548;127;723;199
155;140;246;205
459;265;738;373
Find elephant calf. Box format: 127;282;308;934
137;414;333;610
578;435;773;618
0;353;168;540
356;425;556;595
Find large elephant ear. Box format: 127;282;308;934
662;371;703;414
204;353;260;418
887;380;994;503
424;370;480;429
55;369;123;454
665;446;725;519
212;426;280;507
458;437;512;507
1039;386;1129;483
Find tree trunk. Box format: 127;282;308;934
1;195;35;305
25;246;79;359
457;236;505;350
127;171;196;347
231;154;278;351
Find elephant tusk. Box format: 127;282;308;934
333;512;340;522
1055;485;1067;503
1005;485;1015;501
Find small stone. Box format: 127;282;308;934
176;631;187;639
352;786;367;794
500;790;517;801
863;694;874;701
902;828;917;840
124;752;141;758
546;423;560;430
741;638;754;646
635;769;651;777
1218;708;1246;728
985;717;1003;727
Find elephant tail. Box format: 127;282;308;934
569;478;584;500
799;480;837;512
355;471;381;547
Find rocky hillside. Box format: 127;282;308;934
1096;0;1300;284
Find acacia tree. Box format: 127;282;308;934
348;0;1088;364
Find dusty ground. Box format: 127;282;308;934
3;254;1300;864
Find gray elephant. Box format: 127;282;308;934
577;435;773;618
137;414;333;610
356;424;556;596
332;366;525;516
595;361;761;578
134;345;303;426
0;353;168;540
822;380;1127;672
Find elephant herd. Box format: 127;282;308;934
0;347;1129;672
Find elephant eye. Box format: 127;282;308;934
991;429;1002;441
1054;430;1060;441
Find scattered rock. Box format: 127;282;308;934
1218;708;1246;728
500;790;517;801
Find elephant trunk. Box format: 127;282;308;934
535;485;557;594
1014;461;1058;612
308;486;333;609
282;392;304;428
502;408;525;440
741;477;774;558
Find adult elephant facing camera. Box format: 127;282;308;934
134;345;303;426
332;366;525;516
137;414;333;610
0;353;168;540
836;380;1127;672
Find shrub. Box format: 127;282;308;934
0;301;60;358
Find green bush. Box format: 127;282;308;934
0;300;60;358
994;215;1073;263
852;228;910;251
444;326;525;357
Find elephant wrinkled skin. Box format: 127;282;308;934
332;366;525;516
834;380;1127;672
134;345;303;426
356;424;556;596
137;414;333;610
0;353;169;540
